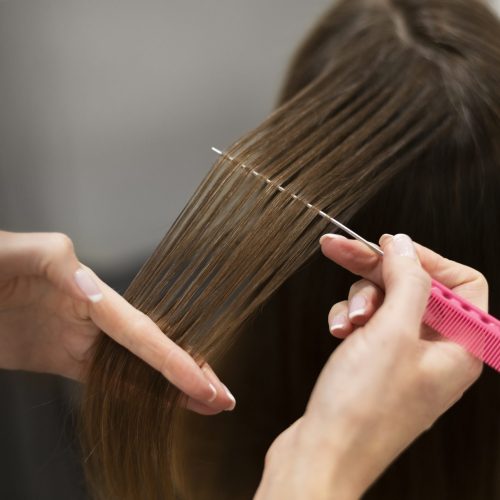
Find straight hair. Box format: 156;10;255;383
82;1;500;498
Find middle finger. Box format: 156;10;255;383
347;279;385;326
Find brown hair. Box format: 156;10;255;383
82;0;500;498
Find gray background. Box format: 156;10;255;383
0;1;331;498
0;0;331;272
1;1;499;499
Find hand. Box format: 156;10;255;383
256;234;486;500
0;230;235;414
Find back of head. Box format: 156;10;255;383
277;0;500;274
82;1;500;499
181;1;500;498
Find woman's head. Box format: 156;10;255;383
82;1;500;498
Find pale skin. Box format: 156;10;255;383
0;230;235;415
0;230;488;496
256;233;487;500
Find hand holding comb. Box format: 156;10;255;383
212;147;500;372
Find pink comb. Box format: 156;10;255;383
423;279;500;370
212;147;500;372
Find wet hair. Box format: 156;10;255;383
82;0;500;498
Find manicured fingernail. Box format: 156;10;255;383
207;383;217;403
349;295;367;319
223;384;236;411
392;234;416;259
74;268;103;303
330;313;348;333
201;365;219;402
319;233;345;245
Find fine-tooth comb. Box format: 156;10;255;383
212;146;500;372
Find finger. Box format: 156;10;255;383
0;231;93;302
327;301;353;338
200;363;236;411
347;279;385;326
185;398;224;416
320;234;383;286
377;234;431;334
0;231;237;411
411;241;488;310
319;233;487;309
320;234;488;310
85;270;235;411
184;366;236;415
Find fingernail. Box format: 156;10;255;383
223;384;236;411
348;295;367;319
319;233;345;245
202;365;219;403
74;268;103;303
330;313;348;333
207;383;217;403
392;234;416;259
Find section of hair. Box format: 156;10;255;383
81;0;500;499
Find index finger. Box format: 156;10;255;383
319;234;487;308
83;269;234;412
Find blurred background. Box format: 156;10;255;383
0;0;331;498
3;1;499;498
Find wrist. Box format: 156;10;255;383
293;416;364;500
256;417;363;500
297;403;425;499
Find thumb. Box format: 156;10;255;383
378;234;431;333
320;234;487;310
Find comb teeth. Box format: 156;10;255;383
424;280;500;371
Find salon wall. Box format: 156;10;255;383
0;0;331;273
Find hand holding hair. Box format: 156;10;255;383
0;230;235;414
256;234;486;500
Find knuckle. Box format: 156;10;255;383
48;232;75;256
414;352;482;409
125;312;151;350
159;347;178;380
426;251;445;276
474;272;489;294
464;356;483;383
37;232;76;276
